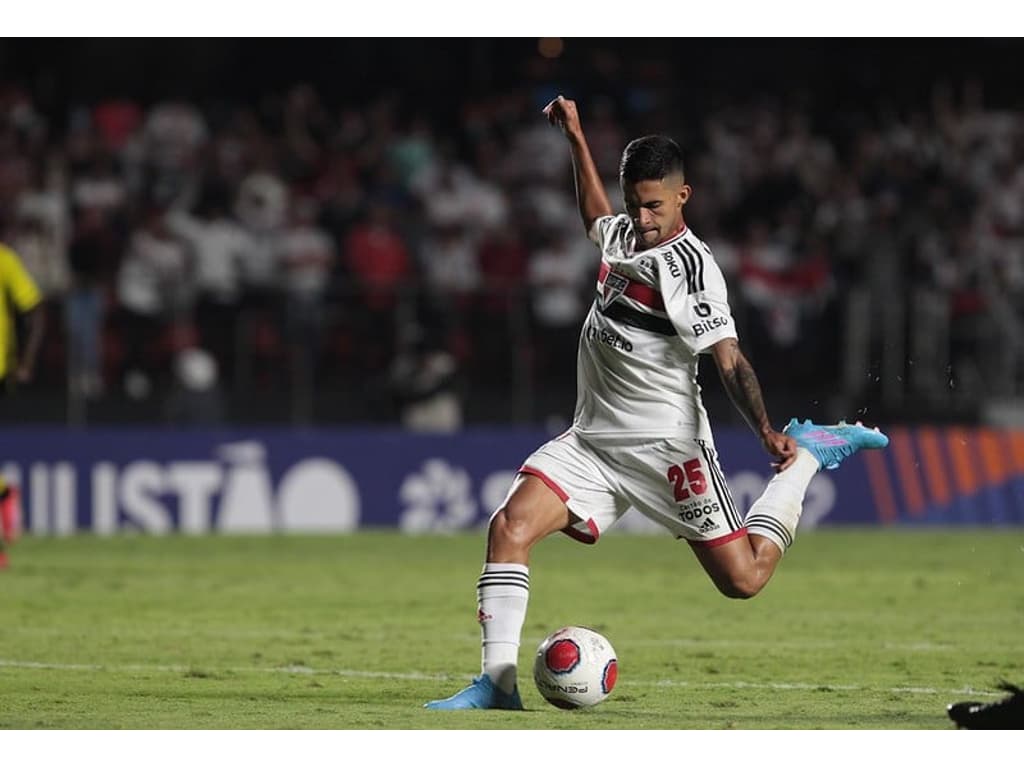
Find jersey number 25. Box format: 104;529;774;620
667;459;707;501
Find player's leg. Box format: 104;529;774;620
426;432;621;710
742;419;889;556
689;443;820;597
694;419;889;598
478;474;574;694
616;436;795;598
424;474;573;710
688;531;788;598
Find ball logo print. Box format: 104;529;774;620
545;638;582;674
533;626;618;709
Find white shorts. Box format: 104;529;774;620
518;429;746;547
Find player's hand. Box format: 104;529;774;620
761;430;797;473
542;95;582;138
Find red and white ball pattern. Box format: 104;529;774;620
533;626;618;709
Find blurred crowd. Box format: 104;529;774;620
1;48;1022;428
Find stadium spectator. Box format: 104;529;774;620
11;160;70;301
65;204;119;399
417;218;480;359
278;195;336;417
342;199;413;375
115;204;191;398
472;225;530;393
234;168;288;303
167;182;252;388
388;322;463;432
1;44;1023;425
525;228;594;420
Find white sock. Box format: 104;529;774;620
744;448;819;554
477;563;529;694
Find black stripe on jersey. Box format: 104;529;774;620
744;514;794;549
595;296;676;336
672;243;694;294
697;441;742;531
697;441;739;530
679;240;706;292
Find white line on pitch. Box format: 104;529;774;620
0;658;1002;697
0;628;976;656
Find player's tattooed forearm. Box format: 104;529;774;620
723;357;771;434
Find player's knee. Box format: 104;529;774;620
488;506;534;549
715;573;763;600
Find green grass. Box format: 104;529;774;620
1;529;1022;729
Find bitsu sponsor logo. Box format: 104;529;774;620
692;316;729;337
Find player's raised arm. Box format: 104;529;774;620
542;95;613;234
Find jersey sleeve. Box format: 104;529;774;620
588;213;631;254
0;245;42;313
657;240;737;355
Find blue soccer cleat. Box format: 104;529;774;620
424;674;524;710
784;418;889;470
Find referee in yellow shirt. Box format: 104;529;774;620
0;240;46;568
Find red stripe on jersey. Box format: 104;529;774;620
597;261;665;311
690;527;748;548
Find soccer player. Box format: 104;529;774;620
425;96;888;710
0;239;46;569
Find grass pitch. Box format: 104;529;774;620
1;528;1021;730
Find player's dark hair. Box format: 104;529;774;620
619;135;685;183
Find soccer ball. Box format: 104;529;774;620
533;625;618;709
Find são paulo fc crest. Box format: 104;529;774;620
601;271;629;308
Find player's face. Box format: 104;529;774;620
622;175;691;250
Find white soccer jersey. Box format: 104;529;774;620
572;213;738;441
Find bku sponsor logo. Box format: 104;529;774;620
663;251;682;279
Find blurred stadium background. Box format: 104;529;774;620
0;37;1023;535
